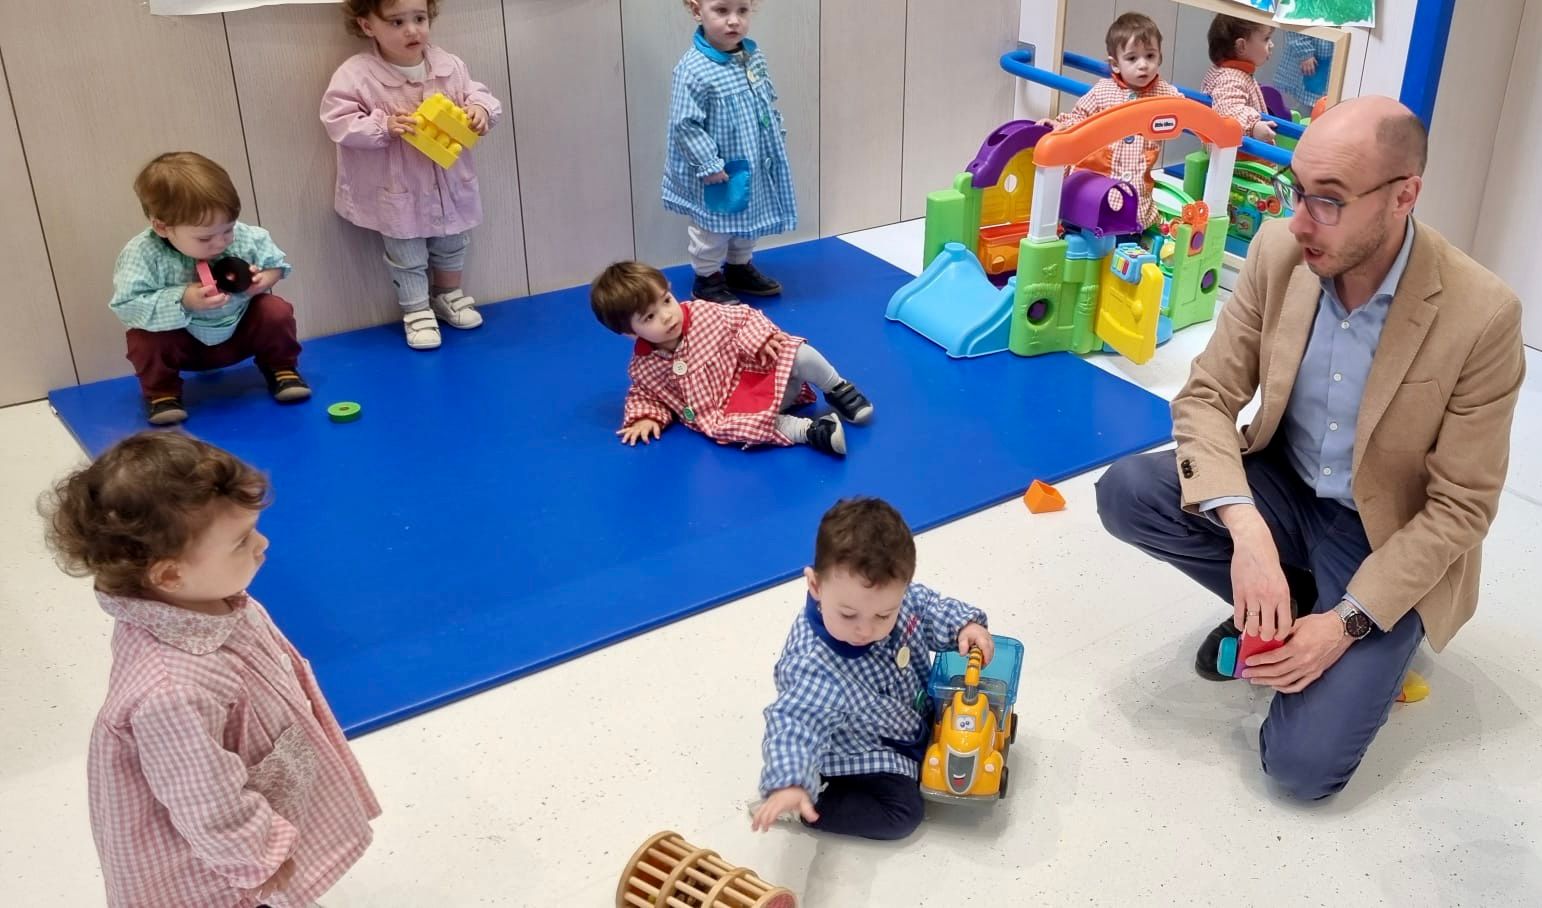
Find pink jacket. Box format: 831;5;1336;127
321;45;502;240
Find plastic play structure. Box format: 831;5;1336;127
888;96;1241;364
920;635;1024;804
617;831;797;908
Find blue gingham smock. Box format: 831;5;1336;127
759;585;987;797
109;223;292;346
662;29;797;237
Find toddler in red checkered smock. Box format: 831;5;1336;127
42;433;378;908
590;261;874;457
1041;12;1184;229
1202;14;1279;146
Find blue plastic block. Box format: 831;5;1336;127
703;159;751;214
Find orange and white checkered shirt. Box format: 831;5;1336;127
621;300;813;447
88;592;379;908
1202;64;1267;133
1054;76;1184;227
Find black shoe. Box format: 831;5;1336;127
146;396;188;426
724;261;782;297
825;380;873;425
1194;592;1312;681
266;368;312;403
804;414;846;457
692;271;740;304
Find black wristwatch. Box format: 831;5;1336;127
1334;601;1373;640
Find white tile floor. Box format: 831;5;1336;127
3;220;1541;906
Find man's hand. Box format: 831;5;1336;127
1301;57;1318;76
752;786;817;831
617;419;663;446
1219;503;1293;642
182;282;230;311
957;622;994;666
1242;611;1352;693
703;170;730;185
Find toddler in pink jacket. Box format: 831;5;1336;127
322;0;501;350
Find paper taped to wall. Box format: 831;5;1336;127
149;0;337;16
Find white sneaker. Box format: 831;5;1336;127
403;309;441;350
430;289;483;329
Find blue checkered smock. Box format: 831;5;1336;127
759;585;986;797
661;29;797;237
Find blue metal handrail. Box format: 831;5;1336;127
1001;49;1292;167
1059;50;1306;140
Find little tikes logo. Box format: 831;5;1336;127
1150;115;1178;134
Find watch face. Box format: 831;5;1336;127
1344;608;1372;638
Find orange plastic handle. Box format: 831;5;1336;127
1035;96;1245;168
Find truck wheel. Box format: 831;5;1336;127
999;766;1010;798
1009;712;1018;744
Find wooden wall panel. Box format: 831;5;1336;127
621;0;819;268
225;0;527;341
2;2;253;384
819;0;905;236
901;0;1021;220
0;53;74;405
503;0;634;293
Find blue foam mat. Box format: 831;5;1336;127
49;238;1173;735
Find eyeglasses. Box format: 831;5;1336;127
1272;169;1413;226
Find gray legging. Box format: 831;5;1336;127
773;343;843;442
781;343;840;408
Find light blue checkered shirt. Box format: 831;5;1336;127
109;223;292;346
661;29;797;237
759;584;986;797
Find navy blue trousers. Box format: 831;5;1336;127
1095;447;1424;799
805;772;924;840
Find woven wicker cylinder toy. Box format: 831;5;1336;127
616;831;797;908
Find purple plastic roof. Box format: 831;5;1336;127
1059;169;1141;238
966;120;1053;189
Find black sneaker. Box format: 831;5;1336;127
825;381;873;425
146;396;188;426
692;271;740;304
266;368;312;403
724;262;782;297
804;414;846;458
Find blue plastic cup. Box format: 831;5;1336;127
704;159;752;214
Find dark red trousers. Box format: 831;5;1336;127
125;294;302;399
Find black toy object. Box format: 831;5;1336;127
204;255;254;294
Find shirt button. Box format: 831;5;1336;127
1322;466;1333;476
1333;372;1343;382
1341;320;1350;329
672;360;687;376
1329;421;1339;431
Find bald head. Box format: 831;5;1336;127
1308;95;1427;177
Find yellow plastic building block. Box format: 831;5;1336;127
402;92;480;169
1396;670;1429;703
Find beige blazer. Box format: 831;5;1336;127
1172;217;1526;650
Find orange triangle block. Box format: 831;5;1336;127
1023;479;1065;514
